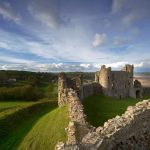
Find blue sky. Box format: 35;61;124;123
0;0;150;72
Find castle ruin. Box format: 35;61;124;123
55;65;150;150
58;64;143;106
95;64;143;99
55;64;150;150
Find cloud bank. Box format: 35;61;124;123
0;0;149;72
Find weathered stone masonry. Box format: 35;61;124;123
55;64;149;150
95;64;143;99
82;100;150;150
58;64;143;107
58;72;101;107
56;88;150;149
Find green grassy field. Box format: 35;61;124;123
82;95;140;127
0;101;34;112
18;106;69;150
0;80;65;150
0;101;69;150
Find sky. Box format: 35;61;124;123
0;0;150;72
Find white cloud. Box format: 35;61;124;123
106;61;128;68
0;28;109;63
92;33;107;47
80;64;91;69
0;2;20;23
1;61;149;72
134;62;144;68
28;0;63;28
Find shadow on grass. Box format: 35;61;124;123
82;95;140;127
0;101;57;150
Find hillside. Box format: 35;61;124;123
0;101;69;150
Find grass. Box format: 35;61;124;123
144;95;150;99
0;101;34;113
82;95;140;127
0;81;58;102
0;101;69;150
18;105;69;150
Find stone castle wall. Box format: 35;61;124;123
95;64;143;99
58;64;143;107
81;82;102;99
143;87;150;96
58;73;101;106
55;89;94;149
82;99;150;150
56;64;147;149
56;88;150;149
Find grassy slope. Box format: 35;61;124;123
0;103;69;150
18;106;69;150
82;95;140;127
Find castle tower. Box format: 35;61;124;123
122;64;134;77
122;64;135;97
99;65;112;96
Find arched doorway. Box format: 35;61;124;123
136;90;140;98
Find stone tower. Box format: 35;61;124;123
98;65;112;96
122;64;134;97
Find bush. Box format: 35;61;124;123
0;85;42;101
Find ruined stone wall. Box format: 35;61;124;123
81;82;101;100
58;73;101;106
111;71;130;99
55;89;94;149
56;98;150;150
56;65;146;149
82;99;150;150
58;73;83;106
143;87;150;96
